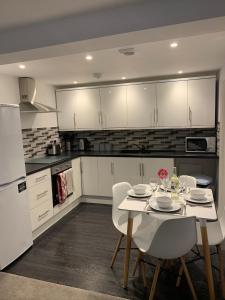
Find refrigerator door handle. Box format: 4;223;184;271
0;177;26;189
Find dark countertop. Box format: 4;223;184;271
25;150;219;176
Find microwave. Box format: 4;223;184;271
185;137;216;153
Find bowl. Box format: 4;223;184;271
190;188;206;200
156;194;172;208
133;184;147;195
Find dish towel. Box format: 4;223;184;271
57;172;68;204
64;168;74;196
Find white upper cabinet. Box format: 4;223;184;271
73;88;101;130
187;78;216;128
126;83;156;128
56;90;76;130
100;86;127;128
156;80;188;128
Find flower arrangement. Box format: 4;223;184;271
157;168;168;180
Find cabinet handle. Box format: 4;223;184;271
189;106;192;125
74;112;76;128
80;161;83;174
139;163;142;177
156;108;159;124
35;175;47;183
100;112;103;125
142;163;144;177
38;210;49;220
153;108;156;124
37;190;48;200
98;112;102;125
110;162;114;175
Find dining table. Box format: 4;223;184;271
118;187;217;300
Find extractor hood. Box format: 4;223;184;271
19;77;58;113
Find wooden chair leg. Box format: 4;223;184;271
140;259;147;288
217;244;225;299
110;233;124;268
176;264;184;287
132;250;142;276
180;257;198;300
149;260;161;300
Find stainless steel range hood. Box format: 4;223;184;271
19;77;58;113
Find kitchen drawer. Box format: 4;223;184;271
28;179;52;209
27;169;51;188
30;199;53;231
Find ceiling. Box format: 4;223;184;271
0;31;225;86
0;0;133;30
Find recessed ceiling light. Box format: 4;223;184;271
73;81;78;84
121;76;126;80
178;70;183;74
85;55;93;61
19;64;26;69
170;42;178;48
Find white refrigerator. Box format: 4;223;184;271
0;104;33;270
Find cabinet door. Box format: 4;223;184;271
156;81;188;128
142;158;174;184
127;83;156;128
188;78;216;127
113;157;141;186
100;86;127;128
81;157;98;195
56;90;76;130
72;158;82;200
97;157;114;197
74;88;101;130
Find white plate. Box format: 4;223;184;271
185;195;212;204
149;198;181;212
127;189;152;198
159;185;184;193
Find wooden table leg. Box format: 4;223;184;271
200;219;215;300
123;214;133;288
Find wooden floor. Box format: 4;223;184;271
4;203;223;300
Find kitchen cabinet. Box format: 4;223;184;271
141;158;174;184
156;80;188;128
81;157;98;195
73;88;101;130
113;157;141;186
187;78;216;127
126;83;156;128
72;158;82;200
56;90;76;130
97;157;114;196
27;169;53;231
100;86;127;128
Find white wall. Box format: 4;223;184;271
218;67;225;216
0;74;57;129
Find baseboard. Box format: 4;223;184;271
81;196;112;205
32;198;81;240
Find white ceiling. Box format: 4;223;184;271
0;0;133;30
0;31;225;86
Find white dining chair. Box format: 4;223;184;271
110;182;142;268
133;214;198;300
196;206;225;298
179;175;197;188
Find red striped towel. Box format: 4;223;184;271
57;172;68;204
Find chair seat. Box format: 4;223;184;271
196;221;224;246
114;214;142;236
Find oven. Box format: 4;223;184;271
51;161;73;206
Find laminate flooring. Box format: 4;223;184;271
4;203;223;300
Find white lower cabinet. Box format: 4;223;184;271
81;156;174;197
72;158;82;200
27;169;53;231
142;158;174;184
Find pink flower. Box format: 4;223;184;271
157;168;168;180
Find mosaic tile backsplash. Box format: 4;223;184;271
22;127;60;159
60;128;217;152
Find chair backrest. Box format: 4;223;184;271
147;217;197;259
112;182;132;230
179;175;197;188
